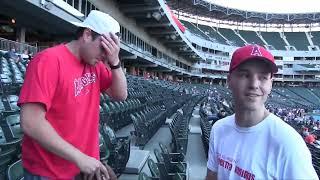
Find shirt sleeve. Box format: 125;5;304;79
280;141;319;180
17;53;59;111
98;62;112;92
207;126;218;172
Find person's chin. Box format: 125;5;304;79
87;61;97;66
242;101;261;110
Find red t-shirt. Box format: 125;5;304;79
18;44;112;179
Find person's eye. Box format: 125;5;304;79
260;75;269;80
100;44;104;52
239;73;248;78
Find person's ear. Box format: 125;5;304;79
82;28;93;42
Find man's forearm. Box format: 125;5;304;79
107;67;127;101
22;115;84;164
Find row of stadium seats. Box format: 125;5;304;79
200;112;212;157
169;111;188;156
100;92;144;131
0;110;22;179
272;87;316;108
0;57;25;95
131;105;167;146
289;87;320;105
139;97;203;180
170;96;203;156
140;143;186;180
181;21;318;51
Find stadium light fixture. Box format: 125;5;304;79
170;34;177;40
152;11;162;21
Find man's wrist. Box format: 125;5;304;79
108;60;121;70
108;58;120;66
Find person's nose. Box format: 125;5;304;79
248;74;259;90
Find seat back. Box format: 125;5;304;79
0;126;6;144
147;159;160;178
159;142;169;154
154;149;164;163
102;125;117;146
6;114;22;139
138;172;149;180
99;132;109;161
7;159;23;180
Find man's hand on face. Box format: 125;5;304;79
100;33;120;66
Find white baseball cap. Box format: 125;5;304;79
70;10;120;35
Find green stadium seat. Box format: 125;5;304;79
6;159;23;180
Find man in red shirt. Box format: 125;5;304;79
18;10;127;179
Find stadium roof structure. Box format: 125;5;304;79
167;0;320;24
117;0;203;63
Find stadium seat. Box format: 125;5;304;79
138;172;159;180
0;127;21;174
147;158;161;179
99;132;109;162
0;114;22;141
218;28;245;46
159;142;185;162
131;105;167;146
6;159;23;180
284;32;309;51
100;124;130;175
156;162;186;180
154;149;186;174
239;30;265;46
260;32;287;50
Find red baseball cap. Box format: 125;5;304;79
229;44;278;73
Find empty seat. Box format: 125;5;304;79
1;114;22;141
100;124;130;176
0;127;21;174
154;149;186;175
159;142;185;162
6;159;23;180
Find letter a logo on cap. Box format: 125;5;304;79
251;45;262;56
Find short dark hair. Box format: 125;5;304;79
75;27;100;40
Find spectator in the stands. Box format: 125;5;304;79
302;127;310;136
312;121;319;130
20;49;29;60
305;133;317;144
206;45;318;180
217;109;226;119
15;49;30;63
5;47;19;61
